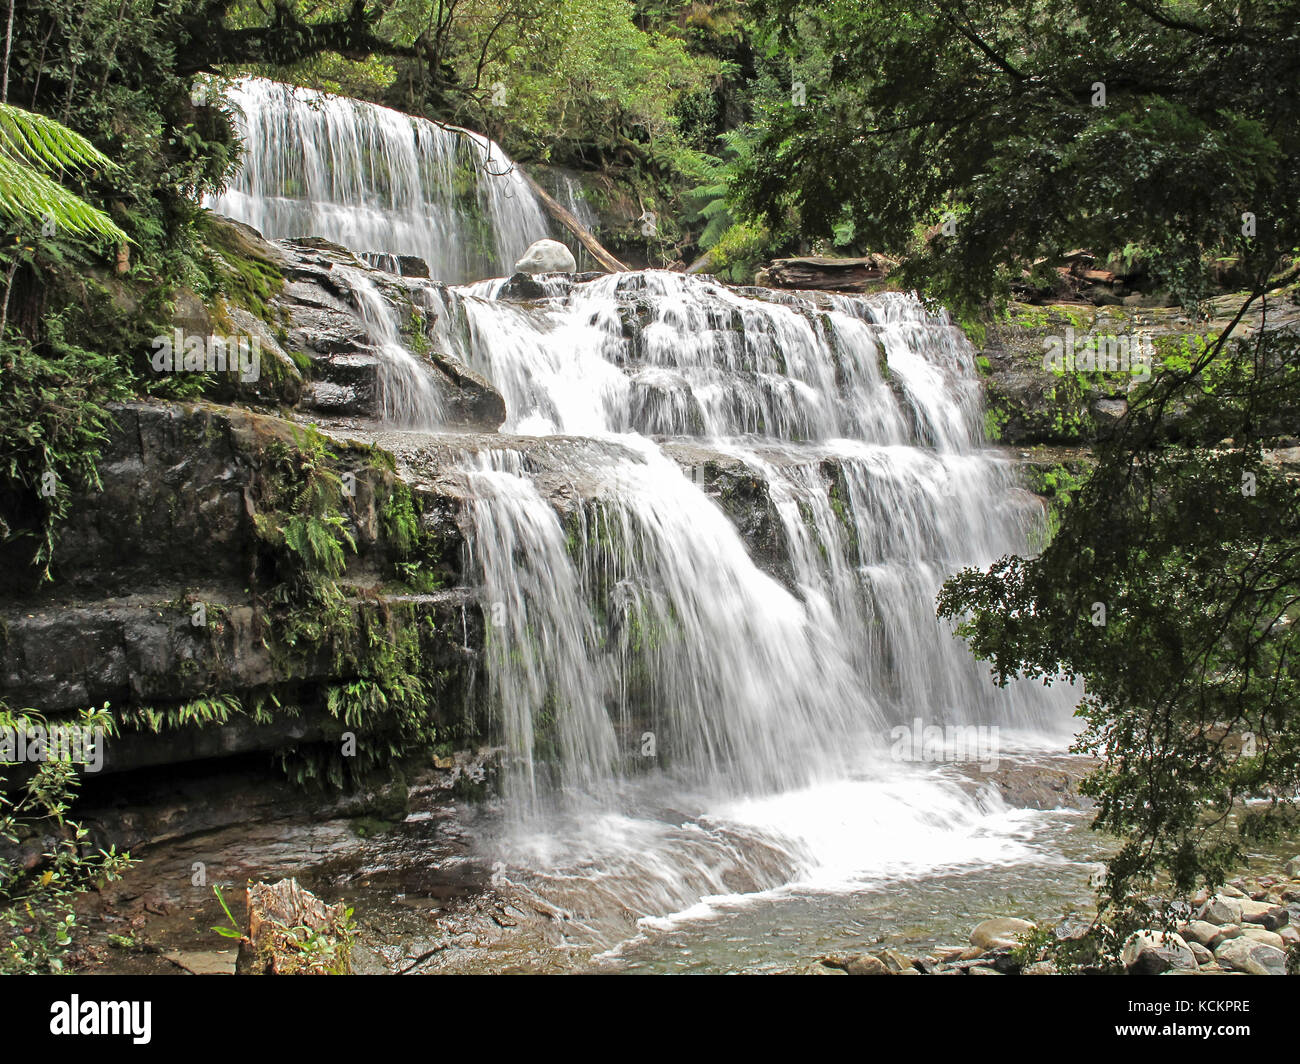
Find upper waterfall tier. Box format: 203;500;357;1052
208;78;551;283
424;270;985;450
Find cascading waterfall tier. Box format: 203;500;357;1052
405;271;1077;814
332;264;444;428
201;77;1087;957
208;78;551;283
402;271;1083;947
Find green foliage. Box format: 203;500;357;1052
939;321;1300;917
0;103;128;245
211;883;243;940
0;319;133;581
1;703;134;973
380;480;421;557
253;427;357;589
120;694;249;734
11;0;236;260
737;0;1300;314
684;150;738;253
211;881;356;973
1023;460;1089;547
705;220;771;283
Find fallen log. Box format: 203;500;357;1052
758;254;896;292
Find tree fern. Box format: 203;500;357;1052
0;102;127;244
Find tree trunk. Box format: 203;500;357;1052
235;878;353;975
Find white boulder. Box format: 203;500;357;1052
513;238;577;274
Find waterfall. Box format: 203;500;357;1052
418;271;1079;943
209;78;551;283
332;265;444;428
210;73;1078;928
417;272;1075;806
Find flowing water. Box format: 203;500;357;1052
209;78;551;283
421;272;1082;962
332;264;445;428
213;87;1091;968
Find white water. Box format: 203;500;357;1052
414;271;1080;944
332;265;444;428
209;78;551;283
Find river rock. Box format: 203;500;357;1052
1240;902;1288;930
845;954;889;975
1197;894;1245;925
513;238;577;274
1121;931;1197;975
1286;856;1300;878
1214;937;1287;976
985;948;1026;974
497;271;548;300
1178;920;1224;948
971;917;1036;950
1187;941;1214;966
877;948;915;973
1219;883;1248;899
1238;926;1285;949
162;949;237;976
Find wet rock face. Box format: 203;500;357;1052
425;351;507;431
19;400;452;598
217;226;508;431
21;402;256;598
0;592;476;754
977;297;1300;447
0;398;482;773
660;444;784;565
361;251;431;278
978;306;1144;447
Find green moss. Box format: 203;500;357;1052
198;214;285;324
115;425;471;791
984;404;1010;441
1023;459;1091;548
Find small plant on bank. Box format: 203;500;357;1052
0;703;134;973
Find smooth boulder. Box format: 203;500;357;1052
1214;936;1287;976
970;917;1036;950
1240;901;1289;931
1179;920;1224;948
1121;931;1197;975
1197;893;1245;925
1238;926;1285;949
513;238;577;275
844;954;889;975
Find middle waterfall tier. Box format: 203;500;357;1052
338;268;1080;805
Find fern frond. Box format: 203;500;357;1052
0;154;127;243
0;102;114;175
